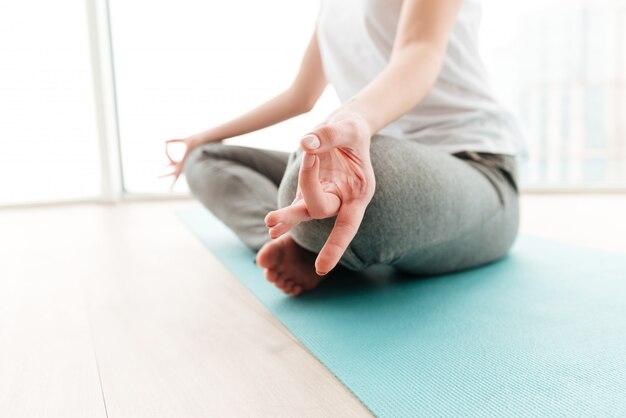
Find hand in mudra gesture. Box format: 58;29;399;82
264;113;376;275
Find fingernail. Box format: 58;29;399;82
301;134;320;149
302;152;316;168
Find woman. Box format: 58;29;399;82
164;0;526;297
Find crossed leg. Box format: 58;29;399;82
184;142;322;295
275;134;520;276
185;136;520;296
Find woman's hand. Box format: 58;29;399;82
161;133;213;188
264;113;375;275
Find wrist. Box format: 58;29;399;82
191;129;220;145
325;103;376;137
324;108;373;139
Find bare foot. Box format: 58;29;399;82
256;234;324;296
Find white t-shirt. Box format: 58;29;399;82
316;0;528;158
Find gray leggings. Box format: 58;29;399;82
184;134;520;275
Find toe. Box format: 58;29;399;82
256;240;282;269
274;277;286;290
292;284;303;297
264;268;280;283
282;279;294;294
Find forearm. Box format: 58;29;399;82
326;42;445;136
194;87;312;143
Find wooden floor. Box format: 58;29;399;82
1;194;625;417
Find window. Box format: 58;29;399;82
481;0;626;187
0;1;101;204
1;0;624;207
108;0;338;194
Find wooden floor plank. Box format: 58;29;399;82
0;206;108;418
83;202;371;417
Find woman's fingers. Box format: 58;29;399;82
165;141;180;164
158;169;178;179
314;201;366;275
158;165;182;191
298;152;340;218
300;128;343;154
268;222;292;239
299;120;357;154
265;200;310;228
165;138;190;164
265;200;311;239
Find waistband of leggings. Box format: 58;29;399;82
452;150;519;192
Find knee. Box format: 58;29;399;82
183;142;229;192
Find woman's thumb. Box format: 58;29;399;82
300;122;350;153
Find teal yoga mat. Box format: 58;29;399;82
177;205;626;417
